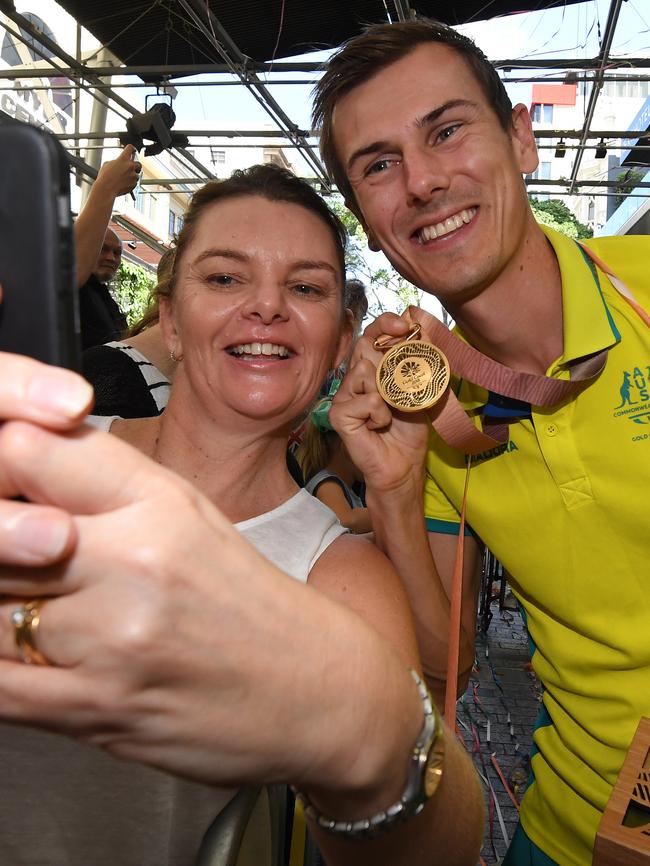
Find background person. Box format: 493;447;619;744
75;145;141;349
313;18;650;866
299;393;372;534
81;248;176;417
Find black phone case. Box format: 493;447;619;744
0;117;79;369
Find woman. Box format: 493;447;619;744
0;166;483;866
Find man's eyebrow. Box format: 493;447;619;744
416;99;476;129
346;99;476;173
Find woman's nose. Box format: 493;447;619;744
243;284;289;324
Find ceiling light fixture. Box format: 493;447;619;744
554;139;567;158
595;140;607;159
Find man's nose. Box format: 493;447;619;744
403;148;450;207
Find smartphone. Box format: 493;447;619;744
0;117;80;369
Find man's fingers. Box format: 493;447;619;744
405;305;445;342
362;311;411;341
121;143;137;160
0;353;94;427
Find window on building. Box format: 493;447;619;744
531;103;553;123
210;148;226;165
168;209;176;237
530;161;552;181
134;186;145;214
148;193;157;221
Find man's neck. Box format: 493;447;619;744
448;227;564;375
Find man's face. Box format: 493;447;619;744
332;43;539;308
94;230;123;283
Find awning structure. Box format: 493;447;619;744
50;1;589;67
2;0;650;218
620;96;650;168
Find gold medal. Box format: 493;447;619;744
374;324;450;412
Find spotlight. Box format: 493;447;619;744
595;140;607;159
127;239;138;250
554;139;567;158
119;100;189;157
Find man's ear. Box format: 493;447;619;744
510;103;539;175
159;296;182;360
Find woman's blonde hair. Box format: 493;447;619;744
296;410;338;483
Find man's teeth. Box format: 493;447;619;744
230;342;289;357
418;207;477;243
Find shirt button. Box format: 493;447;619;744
546;423;558;436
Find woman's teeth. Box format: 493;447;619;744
230;343;289;357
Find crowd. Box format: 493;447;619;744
0;16;648;866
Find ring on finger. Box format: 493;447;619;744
10;599;51;666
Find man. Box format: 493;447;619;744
75;145;141;349
78;227;127;350
314;19;650;866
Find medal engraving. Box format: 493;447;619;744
376;341;450;412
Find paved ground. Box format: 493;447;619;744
458;590;543;865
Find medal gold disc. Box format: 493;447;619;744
376;341;450;412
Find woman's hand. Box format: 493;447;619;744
0;353;93;565
0;396;419;801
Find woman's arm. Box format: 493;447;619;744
308;534;483;866
0;353;483;866
313;479;373;533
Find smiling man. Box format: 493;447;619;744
314;19;650;866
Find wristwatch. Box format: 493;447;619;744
293;669;445;838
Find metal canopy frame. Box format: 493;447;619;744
2;0;649;199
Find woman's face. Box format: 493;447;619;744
162;195;351;425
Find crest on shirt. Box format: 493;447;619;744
613;366;650;432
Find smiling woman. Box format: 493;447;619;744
0;164;484;866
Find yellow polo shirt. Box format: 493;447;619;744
423;226;650;865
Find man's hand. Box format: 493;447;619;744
94;144;142;198
330;311;432;496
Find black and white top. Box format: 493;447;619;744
82;341;171;418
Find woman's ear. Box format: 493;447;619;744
159;296;183;362
333;308;355;370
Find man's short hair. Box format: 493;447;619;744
312;18;513;209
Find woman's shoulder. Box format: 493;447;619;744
236;490;347;585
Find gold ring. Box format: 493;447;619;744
373;323;421;351
10;599;51;666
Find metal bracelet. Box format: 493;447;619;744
293;668;443;838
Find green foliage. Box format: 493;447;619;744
331;200;423;318
112;260;156;326
613;169;645;209
529;197;593;240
